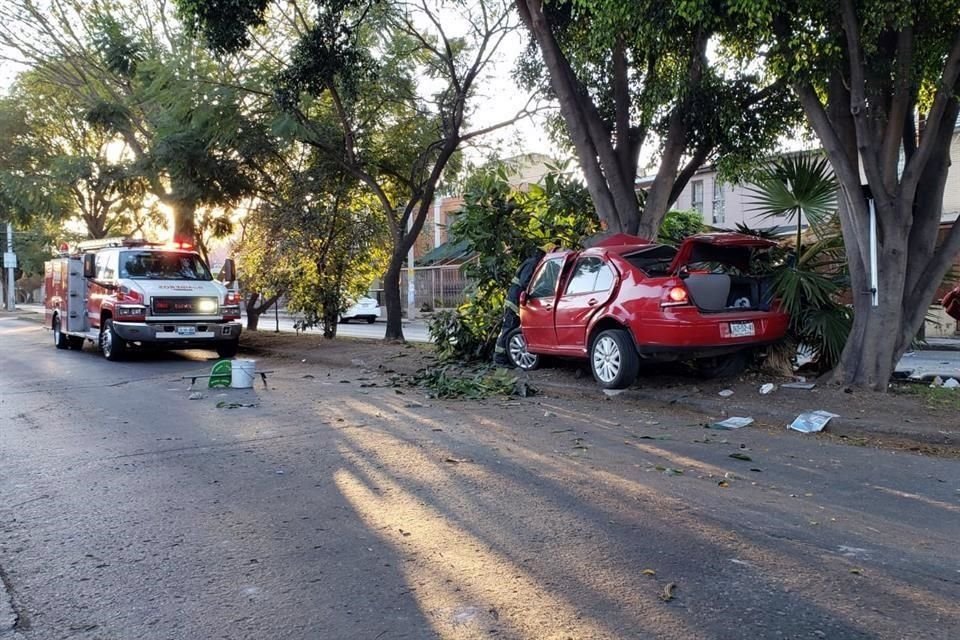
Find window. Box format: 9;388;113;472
712;181;726;224
119;251;213;281
565;257;616;295
565;257;601;295
691;180;704;213
528;258;563;299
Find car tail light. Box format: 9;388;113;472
660;285;691;308
224;291;241;305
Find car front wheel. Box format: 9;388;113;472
506;328;540;370
590;329;639;389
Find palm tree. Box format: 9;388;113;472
747;153;838;265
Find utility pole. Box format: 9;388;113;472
4;222;15;311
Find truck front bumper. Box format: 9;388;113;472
112;320;242;345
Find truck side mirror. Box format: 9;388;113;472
220;258;236;284
519;291;528;306
83;253;96;278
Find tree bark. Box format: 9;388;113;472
383;251;405;341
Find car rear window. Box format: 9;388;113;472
624;245;677;276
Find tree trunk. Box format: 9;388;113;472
245;293;262;331
383;252;405;341
172;200;196;244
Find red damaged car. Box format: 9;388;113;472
507;233;790;389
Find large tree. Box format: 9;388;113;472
514;0;796;239
0;0;270;243
177;0;529;341
727;0;960;388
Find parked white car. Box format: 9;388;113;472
340;296;381;323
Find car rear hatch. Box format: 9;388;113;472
668;233;779;313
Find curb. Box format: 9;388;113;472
531;380;958;449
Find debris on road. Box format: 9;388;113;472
641;569;656;576
444;457;473;464
188;392;205;400
710;417;754;430
782;381;817;390
603;388;626;397
718;389;734;397
216;401;260;409
729;452;753;461
788;410;839;433
660;583;676;602
759;383;776;395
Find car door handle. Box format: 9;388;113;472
544;303;553;310
587;298;598;306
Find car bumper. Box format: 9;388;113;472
112;320;242;344
632;311;789;352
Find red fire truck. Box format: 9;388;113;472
44;238;242;360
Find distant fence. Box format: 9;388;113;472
400;262;475;310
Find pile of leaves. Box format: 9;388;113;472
411;364;536;400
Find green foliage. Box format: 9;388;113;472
412;364;536;400
657;209;704;244
428;163;599;361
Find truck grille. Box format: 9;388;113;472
151;296;219;316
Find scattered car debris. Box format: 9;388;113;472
718;389;735;397
759;383;776;395
642;569;656;576
188;392;205;400
729;452;753;461
788;410;839;433
710;417;754;430
782;381;817;390
603;388;627;397
216;401;259;409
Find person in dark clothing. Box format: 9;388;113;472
493;243;555;366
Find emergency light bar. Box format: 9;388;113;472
74;237;164;252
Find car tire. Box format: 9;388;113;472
53;315;69;350
590;329;639;389
694;350;749;379
366;317;377;324
506;328;540;371
68;336;85;350
216;340;240;359
100;319;127;361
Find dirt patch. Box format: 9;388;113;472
238;330;960;456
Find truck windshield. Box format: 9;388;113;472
119;251;213;281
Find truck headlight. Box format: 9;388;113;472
196;299;218;313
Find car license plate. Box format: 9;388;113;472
729;321;755;337
177;326;196;336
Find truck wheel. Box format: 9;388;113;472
216;340;239;358
590;329;639;390
100;319;127;361
507;328;540;371
53;315;69;350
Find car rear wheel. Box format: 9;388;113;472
694;350;749;379
100;319;127;361
53;315;69;350
366;317;376;324
590;329;639;389
507;328;540;370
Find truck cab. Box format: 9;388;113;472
44;238;242;360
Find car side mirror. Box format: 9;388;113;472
678;265;690;280
519;291;528;306
220;258;236;284
83;253;96;278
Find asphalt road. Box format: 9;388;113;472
2;314;960;639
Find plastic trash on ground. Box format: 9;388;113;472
788;410;839;433
718;389;734;397
710;417;754;430
782;381;817;390
759;383;776;395
943;378;959;389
